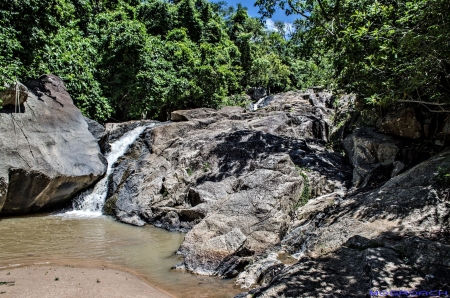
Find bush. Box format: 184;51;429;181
436;166;450;186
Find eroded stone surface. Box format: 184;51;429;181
104;90;350;276
100;89;450;296
243;151;450;297
343;127;401;188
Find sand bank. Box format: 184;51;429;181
0;265;174;298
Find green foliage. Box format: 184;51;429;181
289;51;335;91
3;0;448;121
295;166;311;209
436;166;450;186
222;92;251;108
0;19;23;96
32;25;112;120
257;0;450;108
91;7;149;119
186;167;194;176
0;0;303;120
137;1;174;36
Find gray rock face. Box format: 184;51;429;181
104;90;350;276
378;107;423;139
0;75;106;215
178;154;303;275
235;253;283;289
84;116;107;153
103;120;159;153
243;243;429;298
343;128;401;187
171;108;217;122
252;89;333;115
245;151;450;297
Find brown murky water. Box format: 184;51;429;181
0;214;241;298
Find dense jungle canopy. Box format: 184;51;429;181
0;0;449;121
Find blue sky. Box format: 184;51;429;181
211;0;298;31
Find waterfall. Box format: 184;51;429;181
63;124;153;217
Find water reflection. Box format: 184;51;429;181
0;214;240;298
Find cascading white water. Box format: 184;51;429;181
64;124;154;217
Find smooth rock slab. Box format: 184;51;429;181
0;75;106;215
182;228;247;275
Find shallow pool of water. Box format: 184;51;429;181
0;214;241;298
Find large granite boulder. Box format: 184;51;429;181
178;153;304;275
103;90;351;276
343;127;402;188
0;74;106;215
377;107;423;139
241;150;450;297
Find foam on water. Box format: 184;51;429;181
62;124;153;218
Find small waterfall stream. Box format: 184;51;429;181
0;122;239;298
65;124;154;217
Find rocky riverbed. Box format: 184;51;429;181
102;90;450;297
1;75;449;297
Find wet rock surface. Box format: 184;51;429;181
0;75;106;215
103;120;159;153
104;90;351;276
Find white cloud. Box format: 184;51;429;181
265;19;295;36
265;19;277;31
284;22;294;33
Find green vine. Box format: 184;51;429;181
295;166;311;209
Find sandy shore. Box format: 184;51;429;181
0;265;174;298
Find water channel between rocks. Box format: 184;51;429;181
0;124;242;297
0;214;241;298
